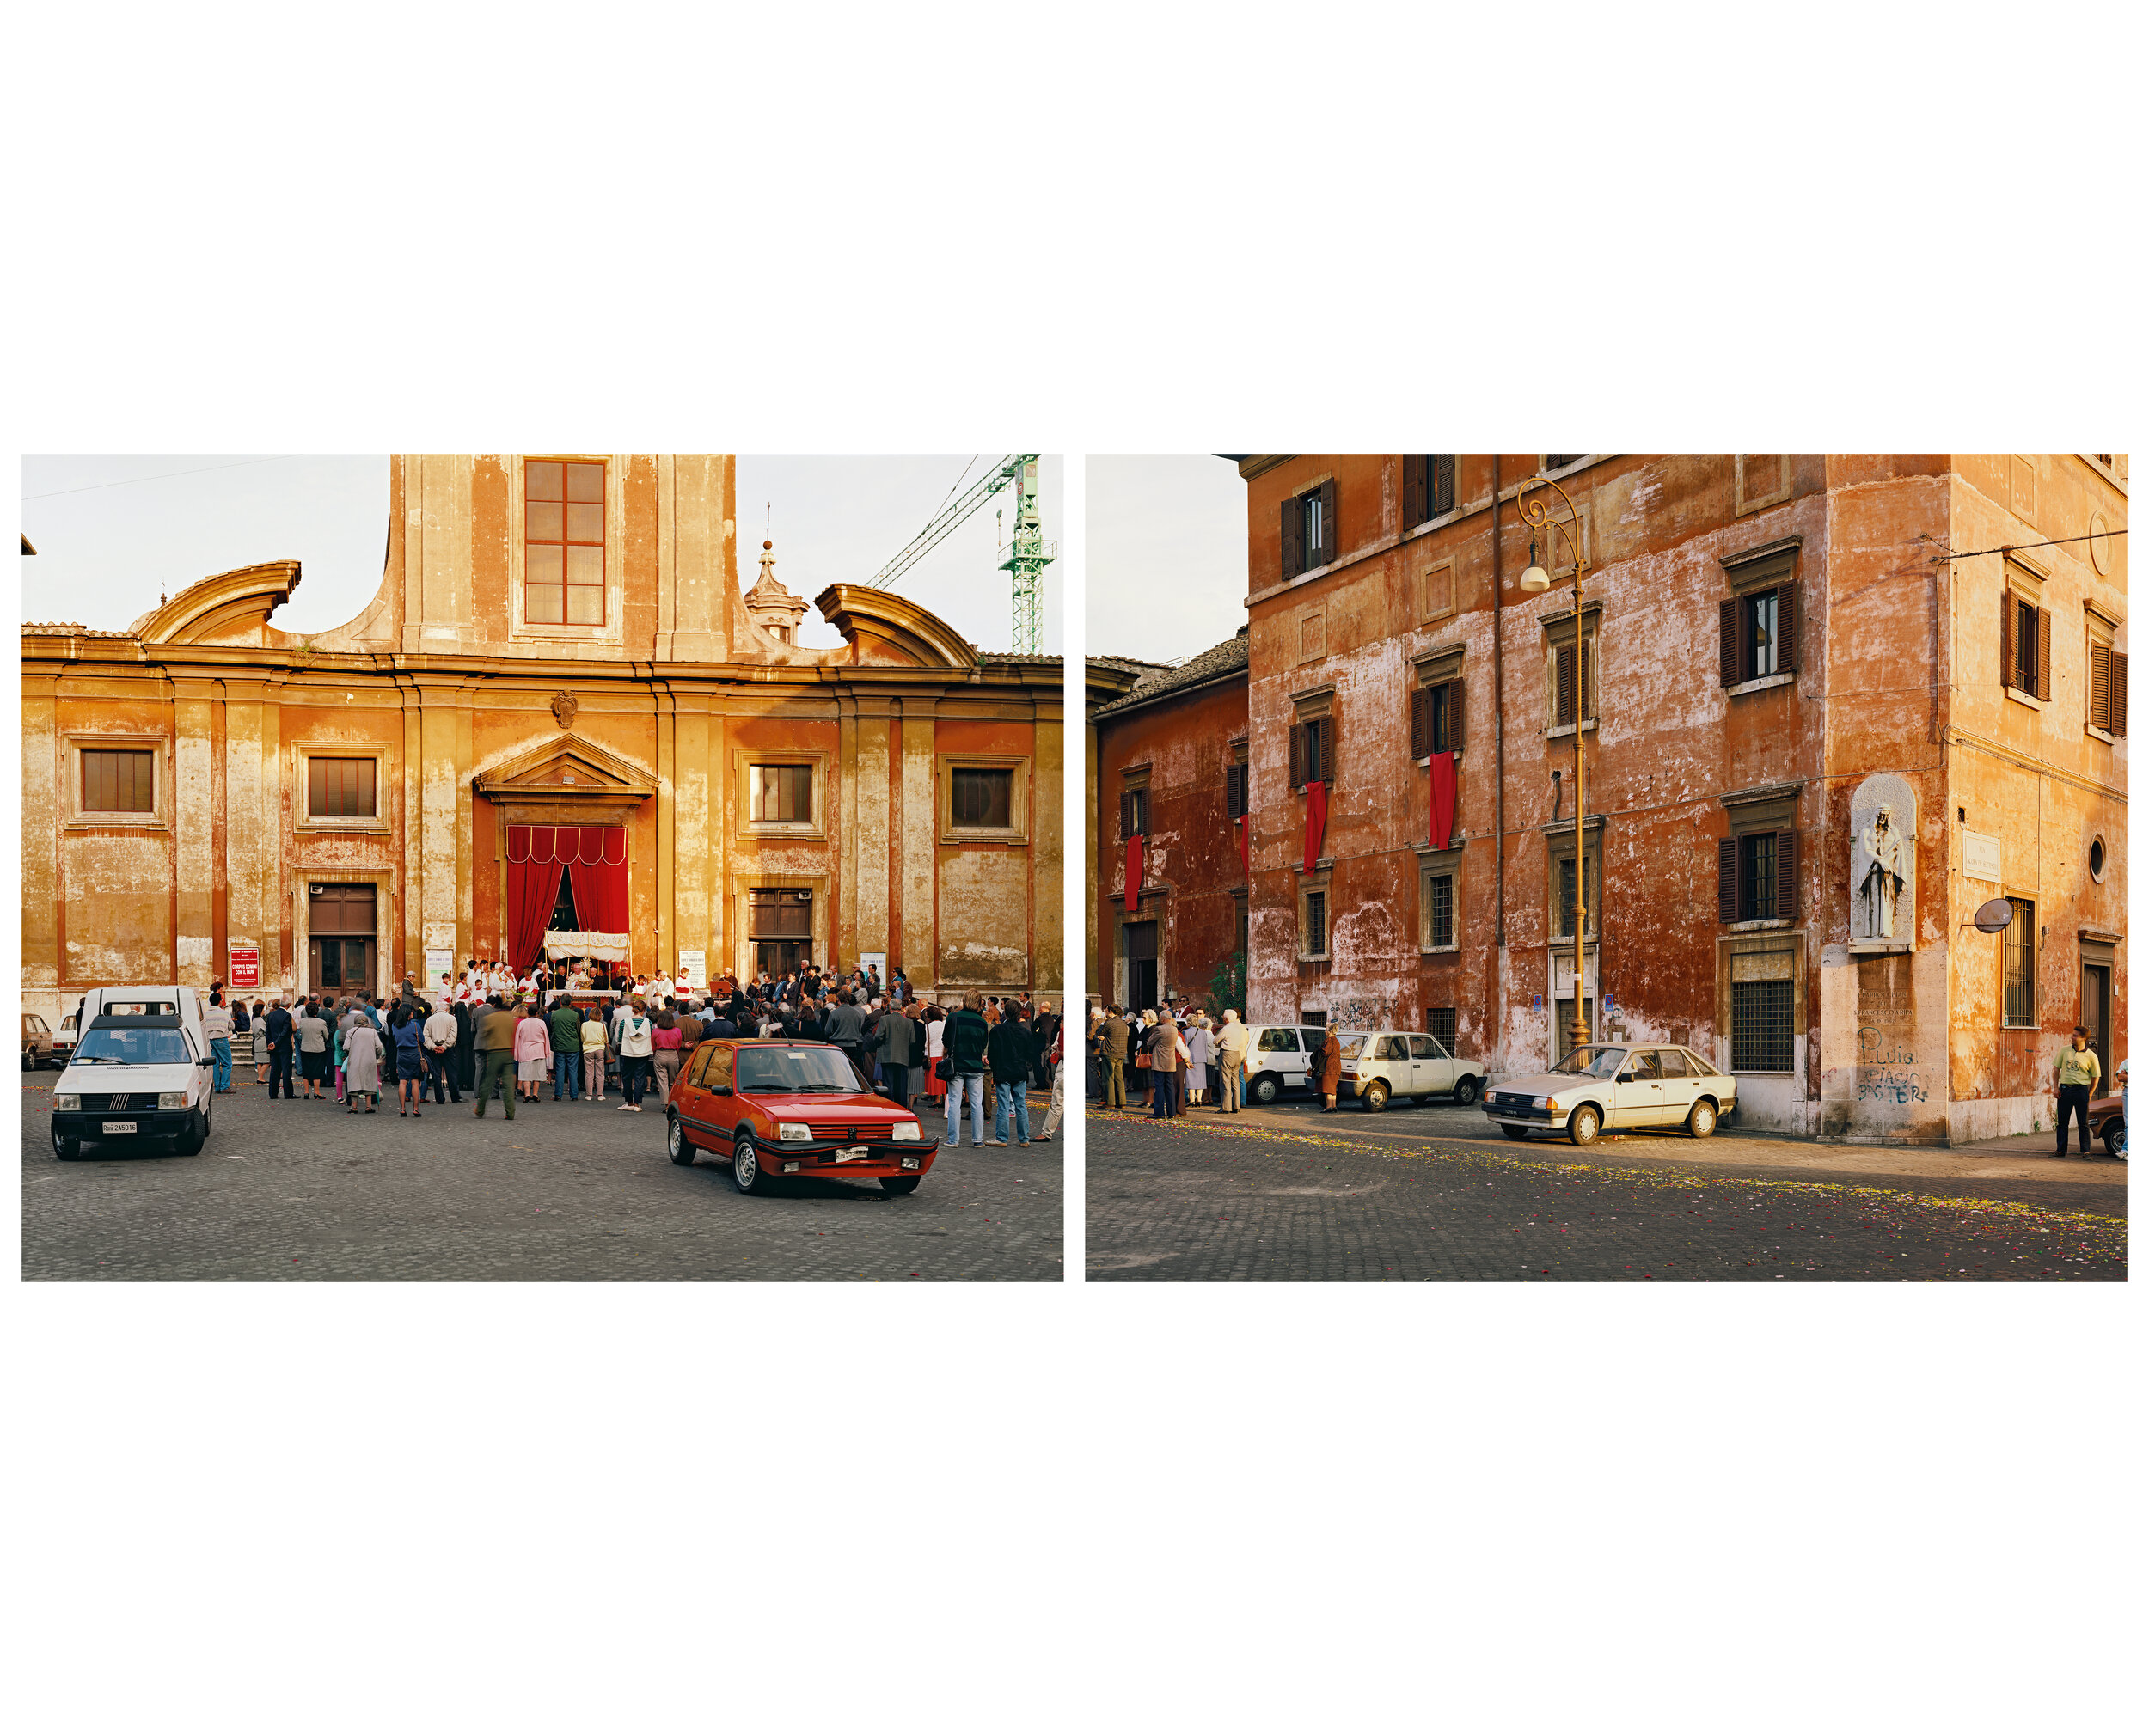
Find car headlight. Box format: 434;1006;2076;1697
778;1122;811;1142
52;1093;79;1111
1539;1096;1558;1113
158;1092;188;1109
891;1122;921;1141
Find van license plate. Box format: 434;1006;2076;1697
102;1121;138;1134
836;1146;867;1162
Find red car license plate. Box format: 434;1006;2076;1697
835;1146;867;1162
102;1121;138;1134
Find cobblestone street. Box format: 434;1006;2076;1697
1086;1101;2127;1281
22;1078;1062;1281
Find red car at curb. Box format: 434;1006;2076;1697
665;1037;940;1196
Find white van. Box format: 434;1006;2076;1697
1239;1024;1333;1104
49;986;215;1158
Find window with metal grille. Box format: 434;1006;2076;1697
1303;890;1327;957
1423;872;1454;949
1730;979;1794;1072
2002;897;2036;1026
524;459;605;626
308;757;377;818
750;765;812;823
1425;1006;1457;1053
952;767;1013;828
1552;852;1595;938
80;748;154;812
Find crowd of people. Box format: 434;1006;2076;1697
197;956;1068;1146
1087;1001;1306;1119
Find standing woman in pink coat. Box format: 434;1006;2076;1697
513;999;552;1105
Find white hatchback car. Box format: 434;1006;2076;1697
1483;1043;1736;1145
1337;1030;1485;1110
1240;1024;1334;1104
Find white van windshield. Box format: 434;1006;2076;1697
73;1027;193;1066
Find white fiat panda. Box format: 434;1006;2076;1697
49;987;215;1159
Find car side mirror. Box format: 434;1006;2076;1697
1616;1071;1633;1083
711;1084;732;1096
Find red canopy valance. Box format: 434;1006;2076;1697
506;825;628;969
507;824;628;866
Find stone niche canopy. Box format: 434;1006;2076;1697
1848;772;1916;952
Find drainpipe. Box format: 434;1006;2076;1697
1491;462;1505;1070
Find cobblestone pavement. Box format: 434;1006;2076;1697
22;1078;1062;1281
1085;1103;2127;1281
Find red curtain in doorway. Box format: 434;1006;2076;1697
1428;752;1456;852
563;828;628;933
508;857;564;972
1124;835;1142;914
507;825;628;965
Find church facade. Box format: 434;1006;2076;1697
21;454;1063;1022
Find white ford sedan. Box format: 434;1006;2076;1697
1482;1044;1736;1145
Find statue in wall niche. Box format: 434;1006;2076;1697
1855;804;1907;940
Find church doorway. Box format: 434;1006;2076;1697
308;883;377;995
750;888;812;980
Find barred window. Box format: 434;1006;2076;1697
308;757;377;819
81;748;155;813
1425;1006;1457;1053
1730;979;1794;1072
1423;871;1454;949
952;767;1013;828
1303;890;1327;957
1741;832;1776;920
750;764;812;823
2002;897;2036;1027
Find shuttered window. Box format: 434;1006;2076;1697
1225;761;1248;821
2087;636;2127;735
1120;786;1150;840
525;460;606;627
2004;592;2048;699
1281;480;1338;580
1289;717;1332;788
1717;830;1797;923
1718;584;1798;685
1401;455;1457;528
952;768;1013;828
1552;637;1594;726
80;748;156;813
307;757;377;818
1410;681;1466;758
750;765;812;823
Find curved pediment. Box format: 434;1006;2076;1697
813;584;979;669
471;731;657;800
132;560;302;646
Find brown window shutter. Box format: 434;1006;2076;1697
1447;678;1466;752
1720;597;1739;687
2036;606;2052;700
1281;497;1302;582
1318;479;1337;566
2113;652;2128;736
1402;455;1426;529
1119;791;1133;840
1310;718;1328;783
1409;685;1431;759
1289;721;1307;789
1774;828;1796;919
2089;641;2110;730
1717;838;1738;923
2000;590;2015;691
1581;635;1594;719
1555;643;1575;725
1777;581;1797;674
1432;454;1456;518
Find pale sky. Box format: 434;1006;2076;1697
19;454;1062;656
1087;455;1249;664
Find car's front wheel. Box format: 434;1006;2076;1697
1451;1075;1481;1107
1499;1123;1530;1141
667;1110;694;1165
731;1134;775;1195
1248;1073;1280;1105
1567;1103;1601;1146
52;1128;80;1160
1685;1098;1717;1140
1362;1079;1389;1112
174;1108;206;1156
879;1176;922;1197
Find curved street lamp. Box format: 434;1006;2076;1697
1515;474;1592;1061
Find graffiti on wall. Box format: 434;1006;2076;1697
1858;1067;1928;1104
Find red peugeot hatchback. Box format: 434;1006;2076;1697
665;1038;940;1195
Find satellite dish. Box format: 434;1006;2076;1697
1973;897;2015;934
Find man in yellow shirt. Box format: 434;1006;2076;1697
2054;1026;2101;1156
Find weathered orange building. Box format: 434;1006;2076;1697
22;455;1063;1021
1087;633;1250;1012
1096;454;2125;1144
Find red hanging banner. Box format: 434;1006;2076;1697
1124;835;1142;914
1429;751;1456;852
1236;815;1249;878
1303;780;1327;874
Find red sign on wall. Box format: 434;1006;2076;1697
228;944;260;990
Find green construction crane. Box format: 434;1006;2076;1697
866;454;1056;654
